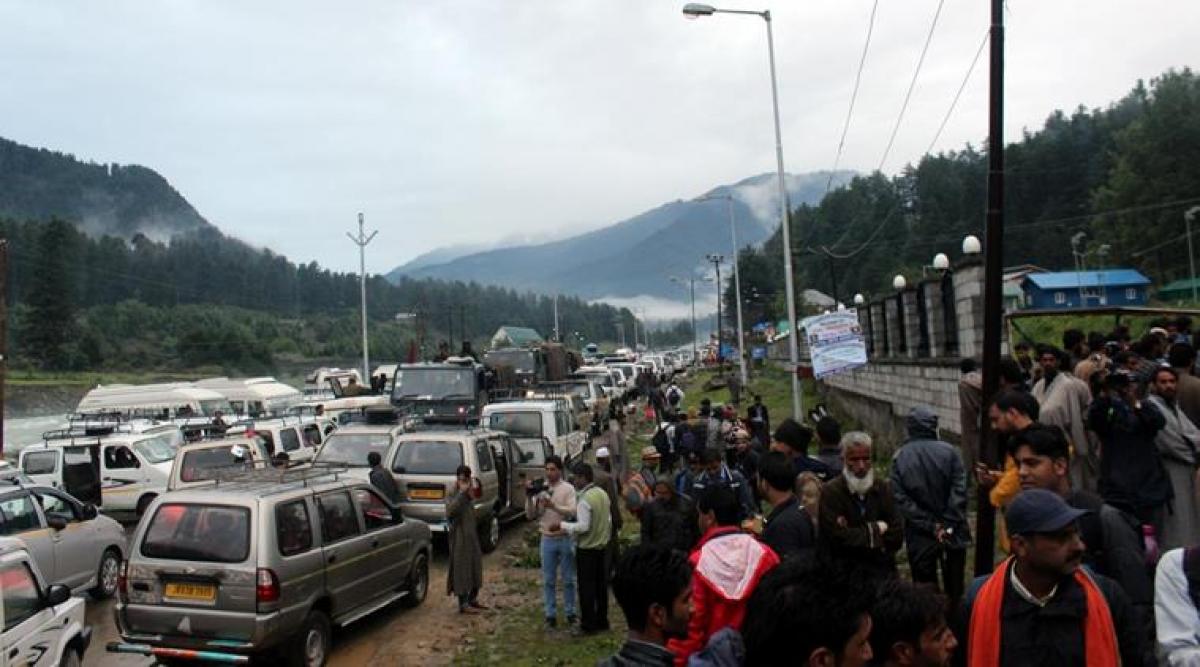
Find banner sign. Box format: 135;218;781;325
800;310;867;378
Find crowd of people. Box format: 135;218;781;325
431;323;1200;666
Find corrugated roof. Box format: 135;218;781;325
1022;270;1150;290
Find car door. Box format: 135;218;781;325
0;559;60;667
471;439;498;512
314;490;373;618
101;444;143;512
19;450;61;489
32;490;94;591
0;492;56;585
507;437;548;505
351;487;408;594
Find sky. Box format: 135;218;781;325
0;1;1196;275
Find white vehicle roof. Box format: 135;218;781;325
194;377;302;403
77;383;229;413
305;367;362;384
31;424;181;449
482;400;563;414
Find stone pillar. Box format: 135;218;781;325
902;288;921;359
871;302;887;358
953;257;985;359
858;306;873;356
885;297;902;357
923;278;946;357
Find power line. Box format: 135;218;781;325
877;0;947;173
825;0;880;195
926;29;989;155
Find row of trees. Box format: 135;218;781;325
730;68;1200;323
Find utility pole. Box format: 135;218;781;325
707;254;724;366
0;241;7;458
346;213;377;385
1186;206;1200;302
975;0;1004;577
670;275;699;365
553;295;560;342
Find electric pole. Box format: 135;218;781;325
0;240;7;457
346;212;378;383
707;254;725;366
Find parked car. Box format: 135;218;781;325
481;399;589;463
0;481;126;598
167;437;275;491
113;469;432;666
311;420;408;469
235;415;334;463
0;537;92;667
349;429;550;553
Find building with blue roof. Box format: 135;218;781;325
1020;269;1151;309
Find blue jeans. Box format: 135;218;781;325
540;535;576;619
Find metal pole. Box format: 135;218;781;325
0;240;7;458
1186;206;1200;302
553;295;560;342
764;11;803;420
728;197;749;386
690;277;698;364
708;254;723;366
975;0;1004;577
346;213;378;384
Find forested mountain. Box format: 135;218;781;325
391;171;855;300
0;138;211;240
731;68;1200;325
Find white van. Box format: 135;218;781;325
230;415;334;463
481;400;589;463
303;367;363;401
18;425;181;516
193;377;302;417
76;383;231;422
167;437;275;491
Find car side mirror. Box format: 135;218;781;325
81;504;98;520
45;584;71;606
47;516;68;531
391;508;405;525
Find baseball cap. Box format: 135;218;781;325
1005;489;1090;536
640;445;661;459
595;447;610;459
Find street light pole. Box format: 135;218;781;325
706;254;724;367
1186;206;1200;302
671;275;699;365
696;194;751;386
346;212;378;384
683;3;802;418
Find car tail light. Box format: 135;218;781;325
117;561;128;602
256;568;280;607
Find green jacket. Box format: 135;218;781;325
577;485;612;550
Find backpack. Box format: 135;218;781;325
652;428;670;457
667;386;682;406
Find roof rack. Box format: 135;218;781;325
194;461;350;489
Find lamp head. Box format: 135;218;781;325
892;275;907;290
853;293;865;305
932;253;950;270
683;3;717;18
962;235;982;255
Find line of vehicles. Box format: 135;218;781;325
0;343;695;666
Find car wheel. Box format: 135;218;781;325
479;513;500;554
286;610;331;667
401;552;429;608
59;648;82;667
90;548;121;599
136;494;156;518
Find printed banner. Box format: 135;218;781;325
800;310;867;378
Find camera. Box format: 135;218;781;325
525;478;548;497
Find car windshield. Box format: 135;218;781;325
199;399;233;416
487;411;542;438
134;434;178;464
178;446;255;482
392;440;463;475
142;504;251;563
393;368;476;399
484;350;535;373
314;433;391;466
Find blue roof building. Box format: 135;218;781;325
1020;270;1151;309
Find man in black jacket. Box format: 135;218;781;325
819;431;905;580
367;451;399;503
1010;423;1154;664
758;451;815;559
601;544;692;667
640;480;699;555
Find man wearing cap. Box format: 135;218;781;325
594;447;624;576
622;446;661;517
962;489;1144;666
771;417;836;482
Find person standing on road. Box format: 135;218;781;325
641;479;700;555
890;407;971;605
1145;366;1200;552
819;431;904;581
747;395;770;450
368;451;400;504
600;544;693;667
771;418;835;482
757;451;816;560
814;416;845;474
526;455;578;629
594;447;624;577
1032;345;1096;492
446;465;486;614
553;463;612;636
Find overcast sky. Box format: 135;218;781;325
1;1;1195;274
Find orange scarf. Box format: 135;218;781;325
967;557;1120;667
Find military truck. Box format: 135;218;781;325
483;343;579;393
390;357;490;425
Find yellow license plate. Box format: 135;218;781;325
408;488;444;500
164;582;216;602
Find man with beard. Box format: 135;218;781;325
758;451;816;560
601;545;692;667
869;580;957;667
976;389;1039;553
961;489;1144;666
1031;345;1096;492
1009;424;1155;665
819;431;904;579
1145;365;1200;552
891;407;971;605
640;480;699;555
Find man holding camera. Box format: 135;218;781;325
526;455;578;629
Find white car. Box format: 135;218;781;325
0;537;91;667
482;400;589;463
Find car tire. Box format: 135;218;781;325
479;513;500;554
286;610;331;667
59;648;82;667
136;494;156;518
90;548;121;599
401;552;429;608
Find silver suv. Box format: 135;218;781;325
112;468;432;666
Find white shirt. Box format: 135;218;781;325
1156;548;1200;666
1010;566;1058;608
561;484;594;537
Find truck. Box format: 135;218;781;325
390;358;491;425
483;342;579;393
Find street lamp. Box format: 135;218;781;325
697;194;749;386
684;2;802;419
670;275;699;364
706;254;725;367
892;275;907;291
962;235;982;255
853;293;865;306
932;253;950;271
1186;206;1200;302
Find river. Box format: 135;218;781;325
2;414;69;459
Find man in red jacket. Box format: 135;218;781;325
667;486;780;666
